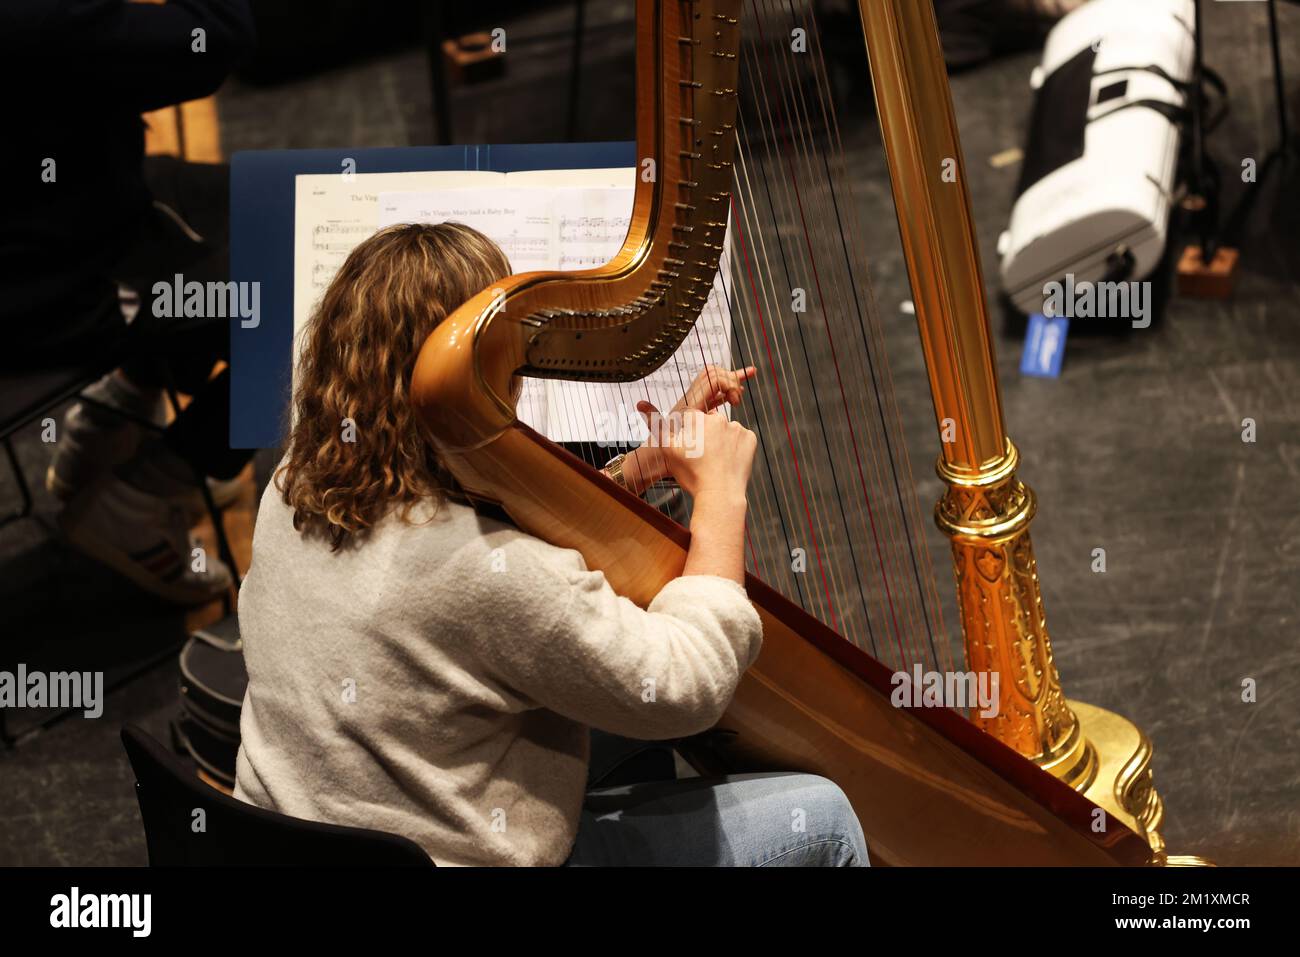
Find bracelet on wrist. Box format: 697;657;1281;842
603;453;630;492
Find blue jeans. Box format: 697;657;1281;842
566;736;869;867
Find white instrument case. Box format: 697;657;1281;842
998;0;1196;315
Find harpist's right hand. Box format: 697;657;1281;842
637;405;755;583
636;404;757;502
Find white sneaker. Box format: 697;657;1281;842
59;475;234;605
46;381;167;501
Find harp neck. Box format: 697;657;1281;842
413;0;744;452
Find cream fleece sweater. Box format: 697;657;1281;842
233;481;763;866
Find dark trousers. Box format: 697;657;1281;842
587;730;678;789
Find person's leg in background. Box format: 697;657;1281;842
54;313;251;605
47;306;233;503
57;363;252;606
52;160;254;604
566;771;869;867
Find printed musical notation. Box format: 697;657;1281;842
293;171;500;356
558;216;629;259
291;167;731;443
554;189;633;272
558;217;627;243
377;187;636;280
377;190;556;273
308;223;368;286
312;222;371;239
378;182;732;443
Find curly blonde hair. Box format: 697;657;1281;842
277;222;511;549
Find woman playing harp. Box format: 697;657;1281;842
233;222;868;867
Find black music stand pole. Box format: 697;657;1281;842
1187;0;1220;264
424;1;453;145
1266;0;1290;154
566;0;587;141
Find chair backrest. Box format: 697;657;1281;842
120;724;435;867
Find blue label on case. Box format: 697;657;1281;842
1020;312;1069;378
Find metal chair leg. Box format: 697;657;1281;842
1;436;34;529
160;384;240;615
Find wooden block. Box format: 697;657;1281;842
144;97;222;162
1177;245;1239;300
443;33;506;84
179;97;223;163
143;105;182;157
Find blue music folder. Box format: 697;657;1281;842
229;142;636;449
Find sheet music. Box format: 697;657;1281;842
291;170;498;383
377;188;556;272
555;187;636;270
293;166;731;444
506;167;635;191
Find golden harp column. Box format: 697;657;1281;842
855;0;1165;855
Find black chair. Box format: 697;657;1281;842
121;725;435;866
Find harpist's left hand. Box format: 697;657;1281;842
672;365;757;415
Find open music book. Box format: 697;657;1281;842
293;167;732;445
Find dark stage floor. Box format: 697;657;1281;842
2;1;1297;865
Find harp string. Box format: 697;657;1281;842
730;184;846;634
722;257;801;591
733;118;858;639
715;261;808;602
754;0;932;668
742;1;902;656
729;25;854;643
738;69;872;647
799;0;956;673
735;132;877;645
732;0;955;672
766;0;937;666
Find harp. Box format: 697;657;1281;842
411;0;1176;865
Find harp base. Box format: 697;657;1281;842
1067;699;1167;861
